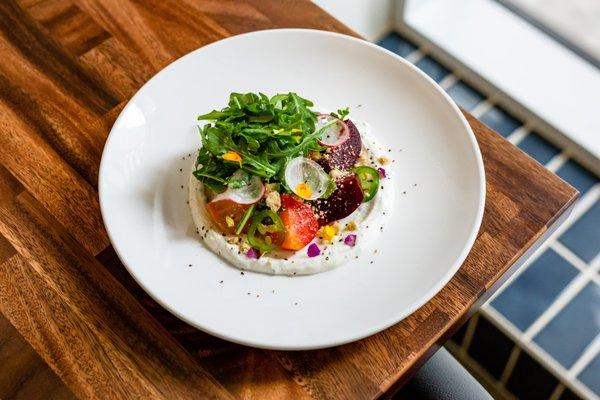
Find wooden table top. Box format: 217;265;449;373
0;0;578;399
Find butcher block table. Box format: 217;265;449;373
0;0;578;399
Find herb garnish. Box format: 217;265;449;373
193;92;339;192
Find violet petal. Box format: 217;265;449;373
377;167;387;178
344;234;357;247
246;248;259;259
307;243;321;257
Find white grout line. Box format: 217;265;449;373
483;307;600;400
545;152;569;172
439;73;458;90
405;49;425;64
549;183;600;240
590;251;600;274
483;244;548;304
469;99;494;118
522;272;590;341
553;242;600;286
506;125;530;145
569;333;600;378
551;241;590;272
484;183;600;309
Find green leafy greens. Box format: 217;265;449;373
193;92;340;193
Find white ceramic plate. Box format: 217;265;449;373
99;29;485;350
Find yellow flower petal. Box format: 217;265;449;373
222;151;242;163
295;182;313;199
320;224;339;243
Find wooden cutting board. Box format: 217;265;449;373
0;0;577;398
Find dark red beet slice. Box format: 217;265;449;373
312;175;364;225
319;119;362;172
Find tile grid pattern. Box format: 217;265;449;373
378;33;600;400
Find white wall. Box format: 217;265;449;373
312;0;395;41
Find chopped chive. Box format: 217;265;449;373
235;204;255;235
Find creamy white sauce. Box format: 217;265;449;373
188;121;393;275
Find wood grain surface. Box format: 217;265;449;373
0;0;577;399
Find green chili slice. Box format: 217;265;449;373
352;166;380;202
247;210;285;252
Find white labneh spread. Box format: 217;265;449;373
188;121;393;275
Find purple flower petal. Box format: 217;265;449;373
246;248;259;259
307;243;321;257
344;234;357;247
377;167;387;178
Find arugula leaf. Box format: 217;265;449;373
193;92;349;191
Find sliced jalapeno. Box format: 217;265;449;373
352;166;380;202
247;210;285;252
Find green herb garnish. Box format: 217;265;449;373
193;92;341;192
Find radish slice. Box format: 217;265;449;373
316;114;349;147
212;170;265;204
284;157;330;200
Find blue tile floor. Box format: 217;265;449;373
534;283;600;368
446;80;485;111
480;106;522;137
560;201;600;263
518;132;561;165
579;353;600;396
492;249;578;331
378;32;600;399
558;160;599;197
415;55;450;83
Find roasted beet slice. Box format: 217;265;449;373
319;119;362;172
312;175;364;225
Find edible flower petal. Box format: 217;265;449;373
295;182;313;199
320;224;339;243
345;221;357;231
307;243;321;257
246;248;260;259
344;234;357;247
222;151;242;164
377;167;387;178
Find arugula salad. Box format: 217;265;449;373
192;92;386;258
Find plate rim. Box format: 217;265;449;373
98;28;486;350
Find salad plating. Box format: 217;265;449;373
192;92;387;261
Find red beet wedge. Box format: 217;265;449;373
319;119;362;172
312;175;364;225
